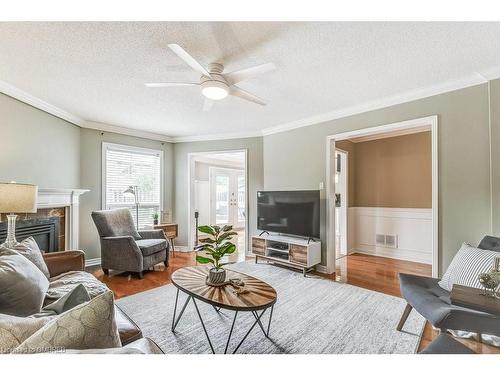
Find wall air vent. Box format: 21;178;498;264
375;234;386;246
375;234;398;248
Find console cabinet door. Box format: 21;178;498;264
289;244;308;265
252;238;266;255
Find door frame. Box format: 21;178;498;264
325;115;439;277
208;166;246;229
334;148;348;258
187;149;249;253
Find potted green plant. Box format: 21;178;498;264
152;213;159;225
195;225;237;285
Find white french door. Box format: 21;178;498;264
209;167;245;229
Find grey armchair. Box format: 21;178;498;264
397;236;500;338
91;208;169;279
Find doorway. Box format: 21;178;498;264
334;149;348;260
188;150;248;262
209;167;246;229
326;116;438;279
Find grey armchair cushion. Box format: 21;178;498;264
91;209;141;240
136;239;168;257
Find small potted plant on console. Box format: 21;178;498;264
195;225;237;286
152;213;159;225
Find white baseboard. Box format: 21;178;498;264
350;247;431;264
85;257;101;267
173;246;190;252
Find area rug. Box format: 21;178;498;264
116;261;425;354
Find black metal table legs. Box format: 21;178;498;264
171;288;275;354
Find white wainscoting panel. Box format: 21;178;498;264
348;207;432;264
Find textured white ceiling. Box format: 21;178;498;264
1;22;500;139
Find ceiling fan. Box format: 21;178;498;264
145;44;276;111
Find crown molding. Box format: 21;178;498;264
261;73;490;136
170;130;262;143
3;69;500;143
83;121;173;142
0;79;85;126
348;125;431;143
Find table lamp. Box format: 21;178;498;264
0;182;38;248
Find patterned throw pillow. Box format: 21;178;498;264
0;314;54;353
12;291;121;353
438;242;500;291
0;237;50;279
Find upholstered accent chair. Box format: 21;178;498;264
397;236;500;338
91;208;169;279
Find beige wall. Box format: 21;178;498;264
338;132;432;208
264;84;490;275
0;93;80;188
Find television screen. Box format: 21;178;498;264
257;190;320;238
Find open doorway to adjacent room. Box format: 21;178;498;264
326;116;438;294
187;150;248;263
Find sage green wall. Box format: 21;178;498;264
490;78;500;235
263;84;491;275
79;128;174;259
0;93;80;188
173;137;264;248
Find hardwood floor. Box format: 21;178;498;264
91;250;500;353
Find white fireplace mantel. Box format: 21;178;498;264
37;188;89;250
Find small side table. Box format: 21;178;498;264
154;223;178;257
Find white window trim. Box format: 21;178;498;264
101;142;164;217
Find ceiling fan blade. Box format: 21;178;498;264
230;86;266;106
225;62;276;84
168;44;211;77
203;98;215;112
145;82;199;87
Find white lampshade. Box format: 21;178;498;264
0;182;38;213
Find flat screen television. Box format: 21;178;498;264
257;190;320;239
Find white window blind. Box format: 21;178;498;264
103;143;163;229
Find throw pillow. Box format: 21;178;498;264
45;271;109;305
438;242;500;291
12;290;121;353
0;249;50;316
0;314;54;353
1;237;50;279
35;284;90;317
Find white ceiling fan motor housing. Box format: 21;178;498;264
201;63;230;100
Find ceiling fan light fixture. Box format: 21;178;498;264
201;80;229;100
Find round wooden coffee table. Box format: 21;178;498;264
171;266;277;354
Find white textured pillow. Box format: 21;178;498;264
439;242;500;291
0;314;54;353
12;290;121;353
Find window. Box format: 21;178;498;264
102;143;163;229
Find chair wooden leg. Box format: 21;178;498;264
164;260;169;267
396;303;413;331
137;271;144;279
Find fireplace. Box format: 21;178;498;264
0;188;88;251
0;217;60;252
